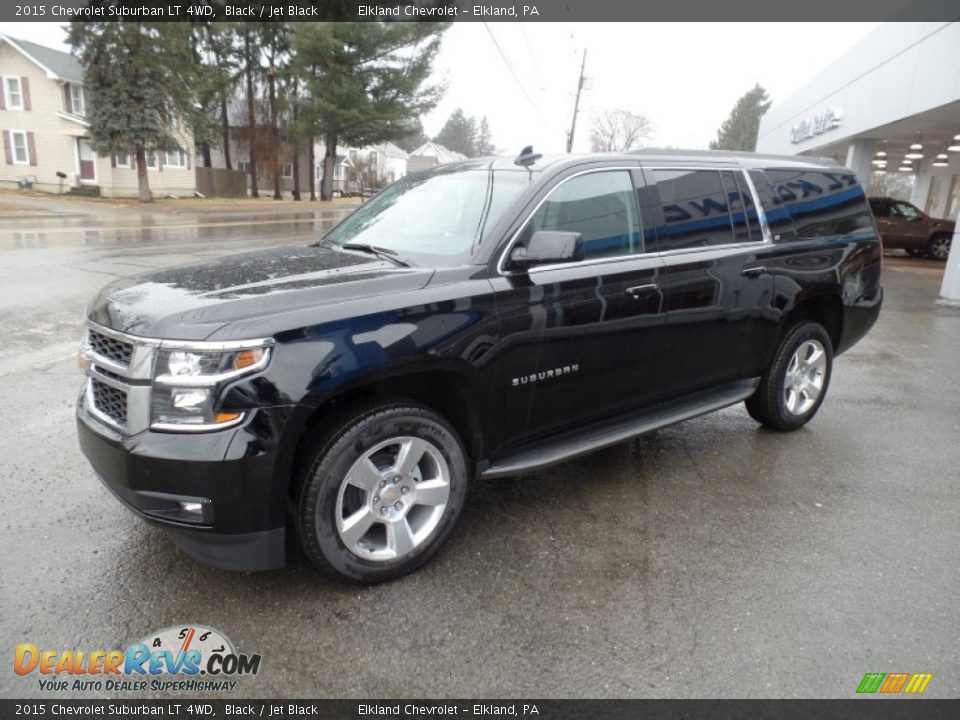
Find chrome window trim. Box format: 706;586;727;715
497;164;773;277
526;252;664;276
738;167;774;244
496;166;643;276
643;165;774;254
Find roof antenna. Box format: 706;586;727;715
514;145;542;168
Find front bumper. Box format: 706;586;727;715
77;400;287;571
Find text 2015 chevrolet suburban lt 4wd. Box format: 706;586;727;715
77;149;882;583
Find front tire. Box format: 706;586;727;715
745;322;833;431
297;403;468;583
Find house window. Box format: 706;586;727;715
114;152;131;168
349;149;357;161
10;130;29;164
165;148;187;168
237;160;250;172
281;163;293;179
68;84;85;116
145;151;159;170
4;77;23;110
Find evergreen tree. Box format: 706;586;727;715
475;117;496;156
295;22;448;201
396;118;429;153
434;108;476;157
709;84;772;152
68;22;200;203
190;22;239;168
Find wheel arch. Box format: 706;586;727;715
280;364;486;502
779;292;844;353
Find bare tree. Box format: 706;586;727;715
868;172;916;202
590;109;653;152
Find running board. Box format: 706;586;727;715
481;378;760;480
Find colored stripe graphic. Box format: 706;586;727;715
857;672;932;694
880;673;909;693
904;673;933;694
857;673;885;693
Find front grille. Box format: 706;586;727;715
88;329;133;367
91;379;128;426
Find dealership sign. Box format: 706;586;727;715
790;108;843;144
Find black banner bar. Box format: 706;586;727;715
3;700;960;720
2;0;960;23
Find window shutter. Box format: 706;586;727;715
111;154;117;168
26;132;37;166
63;84;71;113
21;77;31;111
2;131;11;164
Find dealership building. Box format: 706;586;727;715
755;21;960;300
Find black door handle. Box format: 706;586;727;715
741;266;767;278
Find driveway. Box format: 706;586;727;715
1;199;957;699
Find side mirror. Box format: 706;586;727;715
509;231;584;269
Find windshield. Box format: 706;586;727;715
322;168;531;265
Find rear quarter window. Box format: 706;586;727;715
764;169;874;241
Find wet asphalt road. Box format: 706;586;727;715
1;203;958;699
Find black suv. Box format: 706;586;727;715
78;150;882;582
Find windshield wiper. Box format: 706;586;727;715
339;243;413;268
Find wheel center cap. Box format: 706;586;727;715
381;486;400;504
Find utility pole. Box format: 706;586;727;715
566;49;587;153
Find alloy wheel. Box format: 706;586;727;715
332;436;451;562
783;339;827;416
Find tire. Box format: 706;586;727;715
926;234;952;261
745;322;834;431
297;402;468;583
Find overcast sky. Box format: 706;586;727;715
1;21;879;154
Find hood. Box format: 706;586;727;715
86;245;434;340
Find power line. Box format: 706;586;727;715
519;24;544;88
482;22;545;123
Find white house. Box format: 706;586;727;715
407;141;467;172
0;34;195;198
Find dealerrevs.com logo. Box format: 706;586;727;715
14;625;261;693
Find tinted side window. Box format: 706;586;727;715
868;199;887;217
524;170;642;260
765;169;874;241
721;170;751;244
653;169;736;250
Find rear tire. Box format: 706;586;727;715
297;402;468;583
927;234;952;261
745;322;833;431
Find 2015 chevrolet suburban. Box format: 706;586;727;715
77;149;882;583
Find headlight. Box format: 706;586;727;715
151;343;272;431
